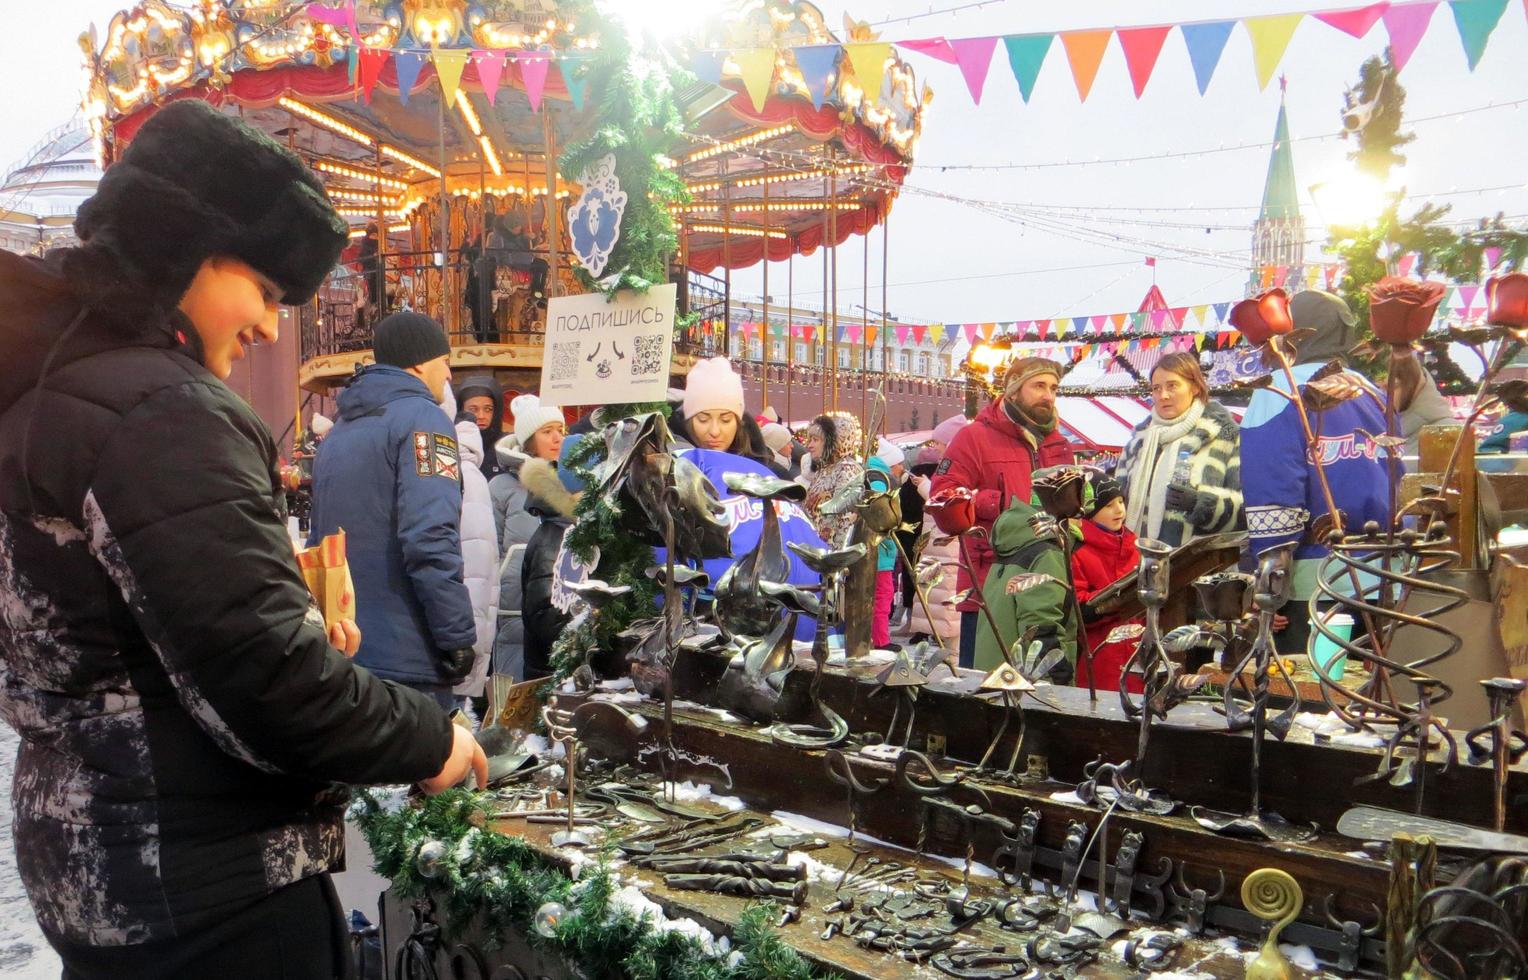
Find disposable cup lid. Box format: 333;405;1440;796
1324;614;1355;626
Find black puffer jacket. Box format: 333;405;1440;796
0;248;453;946
520;458;580;679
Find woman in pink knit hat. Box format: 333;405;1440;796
675;356;789;478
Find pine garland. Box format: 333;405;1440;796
352;790;834;980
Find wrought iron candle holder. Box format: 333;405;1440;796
1193;541;1316;843
1465;678;1528;832
1118;538;1208;766
768;543;864;750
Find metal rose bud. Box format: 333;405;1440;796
927;485;976;534
1367;276;1446;346
1228;288;1293;346
1486;272;1528;330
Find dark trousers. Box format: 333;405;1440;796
54;873;352;980
958;611;978;669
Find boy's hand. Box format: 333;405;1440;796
327;619;361;657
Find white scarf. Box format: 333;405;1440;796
1124;399;1205;539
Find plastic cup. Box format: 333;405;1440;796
1310;614;1354;681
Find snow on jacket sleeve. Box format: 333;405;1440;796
83;380;453;786
1241;391;1309;556
394;405;478;653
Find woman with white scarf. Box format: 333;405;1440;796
1116;352;1243;546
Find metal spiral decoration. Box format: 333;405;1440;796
1406;857;1528;980
1242;868;1304;980
1309;522;1468;802
1119;539;1204;765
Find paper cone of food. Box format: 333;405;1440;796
297;529;356;631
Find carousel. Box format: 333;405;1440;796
80;0;926;400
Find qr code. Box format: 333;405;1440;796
631;333;665;376
548;341;581;382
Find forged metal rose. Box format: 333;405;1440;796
1486;272;1528;329
1228;288;1293;346
1031;466;1086;520
1193;572;1253;622
1368;277;1446;346
926;485;977;534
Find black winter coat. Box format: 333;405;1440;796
519;458;579;679
0;248;453;947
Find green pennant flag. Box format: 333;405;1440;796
1449;0;1510;70
559;54;590;109
1003;34;1055;103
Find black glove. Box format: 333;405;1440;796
1047;653;1075;687
1164;483;1200;515
438;647;475;682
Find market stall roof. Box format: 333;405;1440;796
81;0;923;268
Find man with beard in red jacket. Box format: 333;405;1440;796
930;357;1075;667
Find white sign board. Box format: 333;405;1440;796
539;284;677;407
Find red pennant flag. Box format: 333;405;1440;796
1117;26;1171;98
1169;307;1188;326
516;49;552;112
897;38;959;63
472;50;505;104
803;325;817;345
358;47;389;102
911;324;928;344
1315;2;1389;38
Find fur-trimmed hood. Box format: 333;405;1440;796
522;457;579;520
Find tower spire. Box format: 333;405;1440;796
1249;86;1306;295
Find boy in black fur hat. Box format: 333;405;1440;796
0;99;485;977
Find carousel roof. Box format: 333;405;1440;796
81;0;924;271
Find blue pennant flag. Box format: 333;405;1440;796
1179;21;1235;96
793;45;841;110
691;50;726;86
1212;301;1231;324
394;51;425;104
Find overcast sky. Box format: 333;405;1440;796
4;1;1526;330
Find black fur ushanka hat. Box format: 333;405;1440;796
71;98;348;313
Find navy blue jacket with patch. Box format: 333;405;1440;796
309;365;477;685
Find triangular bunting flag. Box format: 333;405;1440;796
929;323;946;344
358;47;389;102
1168;307;1187;327
794;45;841;110
432;47;469;107
691;50;726;85
734;48;777;112
897;37;959;63
1150;308;1169;330
1072;316;1089;335
517;49;552;112
865;325;878;345
1315;2;1390;37
347;45;359;86
1213;302;1232;323
1449;0;1509;70
1274;265;1290;287
306;1;359;39
980;322;996;340
1131;311;1147;330
963;323;979;344
1383;2;1439;72
1035;319;1049;339
393;51;425;104
1397;252;1418;277
1180;21;1235;95
846;324;863;344
1457;283;1481;309
1110;313;1128;333
472;50;505;104
1192;304;1210;325
1117;26;1172;98
803;325;816;344
559;55;590;109
1485;245;1504;270
1060;30;1112;101
912;325;928;344
1002;34;1055;102
950;36;1000;103
896;325;911;345
844;43;892;100
1245;14;1304;90
1090;314;1108;333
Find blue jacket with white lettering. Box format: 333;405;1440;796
308;365;477;685
1241;362;1394;566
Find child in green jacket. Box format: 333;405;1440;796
973;494;1077;682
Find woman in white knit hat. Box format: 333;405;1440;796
675;356;789;478
486;393;566;686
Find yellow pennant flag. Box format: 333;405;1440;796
929;323;945;344
431;47;470;108
845;42;892;102
1245;14;1303;90
733;48;777;112
1192;304;1209;325
1060;30;1113;102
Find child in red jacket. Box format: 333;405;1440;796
1072;475;1144;694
